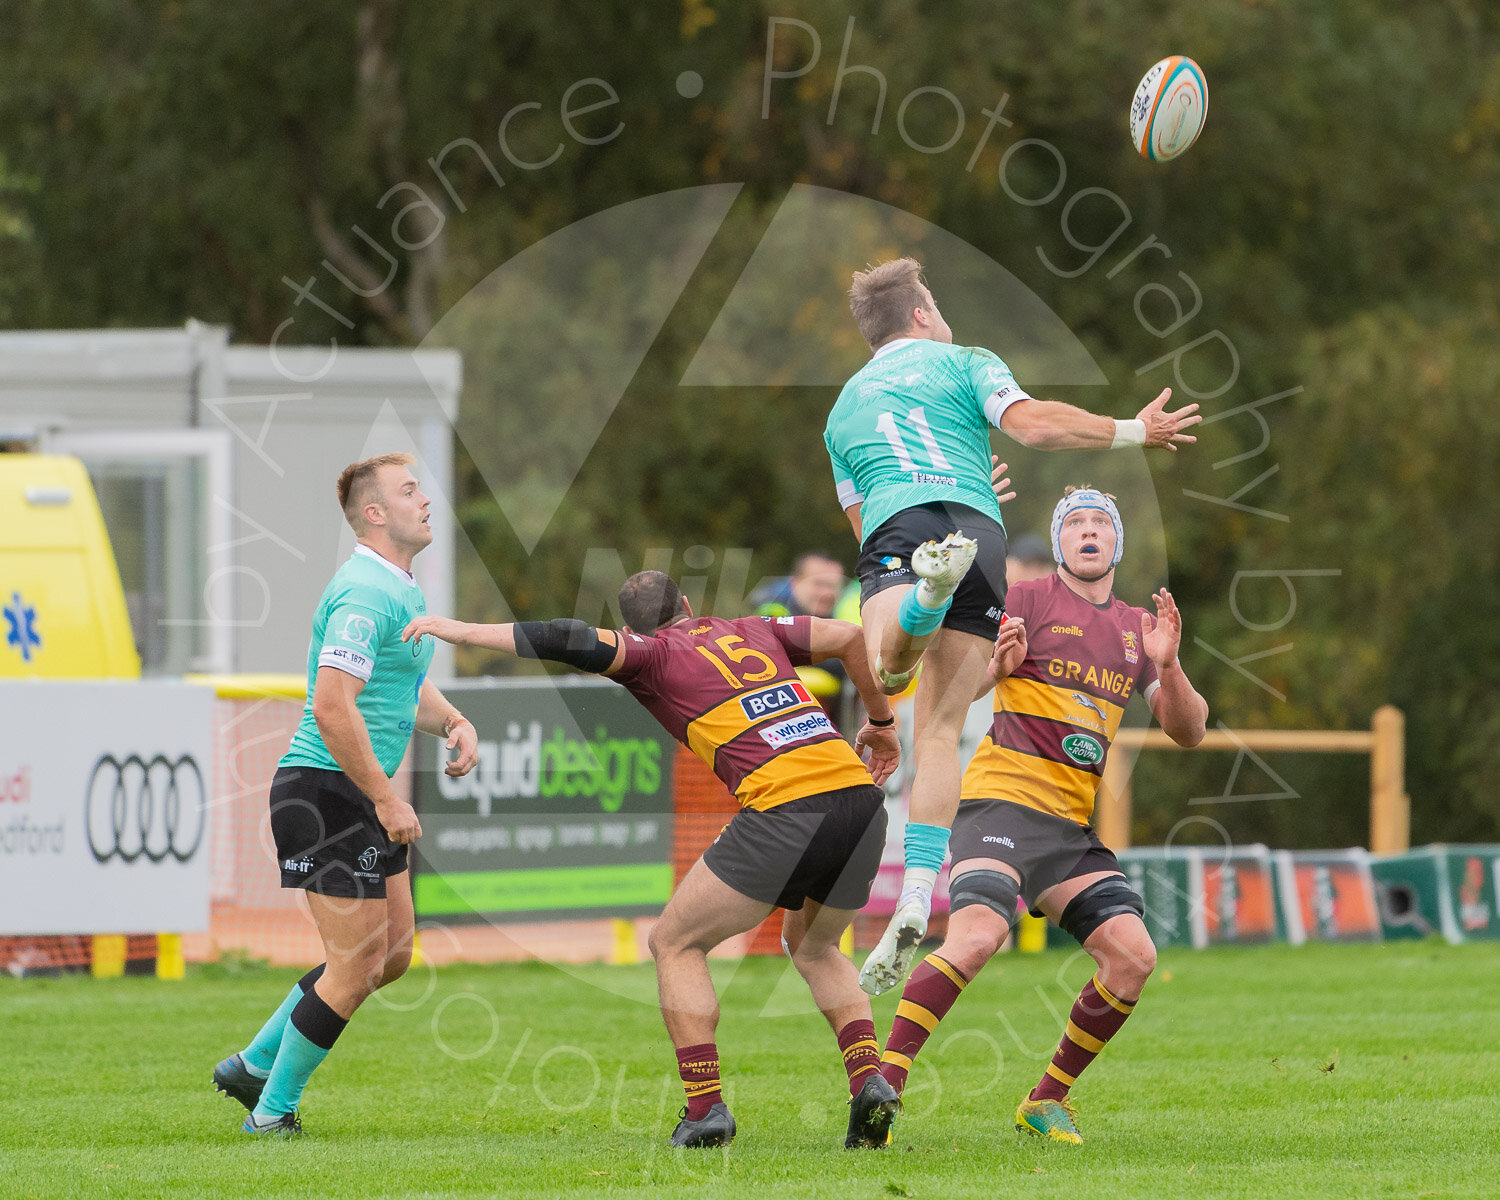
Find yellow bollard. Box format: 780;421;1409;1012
609;918;640;965
91;934;126;978
155;933;185;980
839;924;854;959
1017;913;1048;954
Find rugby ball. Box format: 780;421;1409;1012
1129;56;1208;162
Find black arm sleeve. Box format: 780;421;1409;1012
512;618;617;673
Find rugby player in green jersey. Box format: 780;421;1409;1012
825;258;1201;994
212;453;478;1137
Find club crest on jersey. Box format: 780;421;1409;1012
1122;630;1139;664
740;680;813;721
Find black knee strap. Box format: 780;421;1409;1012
948;869;1021;928
1057;876;1144;946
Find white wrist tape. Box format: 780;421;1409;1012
1111;418;1147;449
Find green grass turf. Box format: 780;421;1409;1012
3;940;1497;1199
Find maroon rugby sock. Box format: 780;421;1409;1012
880;953;969;1094
1031;973;1136;1102
676;1042;722;1119
836;1018;882;1096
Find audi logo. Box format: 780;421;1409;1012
85;753;207;864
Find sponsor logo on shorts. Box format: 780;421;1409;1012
284;857;313;874
740;680;813;721
358;846;380;872
911;472;957;486
1061;733;1105;766
985;606;1004;621
758;710;835;749
982;835;1016;848
881;556;903;571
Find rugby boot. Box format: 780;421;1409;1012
669;1102;736;1148
212;1053;265;1113
242;1111;302;1138
911;532;979;606
845;1073;900;1148
1015;1096;1082;1144
859;894;930;996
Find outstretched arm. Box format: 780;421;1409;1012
1142;589;1209;747
999;388;1200;452
806;617;899;786
403;616;626;674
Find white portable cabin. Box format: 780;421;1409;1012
0;322;460;678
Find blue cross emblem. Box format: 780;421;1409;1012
3;592;41;663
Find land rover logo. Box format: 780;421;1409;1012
1061;734;1104;766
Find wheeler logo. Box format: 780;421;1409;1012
1060;734;1105;767
85;753;206;864
758;710;834;749
739;680;813;721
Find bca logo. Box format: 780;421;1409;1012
740;680;812;721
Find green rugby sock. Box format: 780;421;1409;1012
253;986;348;1120
242;964;325;1077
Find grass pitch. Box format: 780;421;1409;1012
3;940;1497;1199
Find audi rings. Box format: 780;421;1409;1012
85;753;206;864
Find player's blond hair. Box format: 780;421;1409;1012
336;452;415;531
849;257;930;350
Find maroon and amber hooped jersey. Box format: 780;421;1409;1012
611;615;872;812
961;575;1161;825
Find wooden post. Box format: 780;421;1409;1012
1369;705;1408;853
1095;746;1134;851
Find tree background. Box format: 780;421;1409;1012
2;0;1496;846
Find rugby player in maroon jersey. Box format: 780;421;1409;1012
404;571;907;1150
877;486;1208;1144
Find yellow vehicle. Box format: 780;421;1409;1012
0;454;140;677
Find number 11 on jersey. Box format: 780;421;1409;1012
876;405;952;472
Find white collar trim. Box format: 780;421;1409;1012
354;542;415;584
873;337;919;360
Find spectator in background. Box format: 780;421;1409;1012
751;552;847;619
753;552;850;723
1006;533;1053;584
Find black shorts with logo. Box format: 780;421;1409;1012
702;785;888;912
269;765;408;899
856;502;1009;640
948;797;1121;908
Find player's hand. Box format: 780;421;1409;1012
445;719;479;777
1141;588;1183;668
374;796;422;844
988;617;1027;683
403;615;470;646
854;721;901;788
1136;388;1201;451
990;455;1016;505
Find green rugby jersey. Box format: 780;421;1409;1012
281;544;434;777
824;338;1032;544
